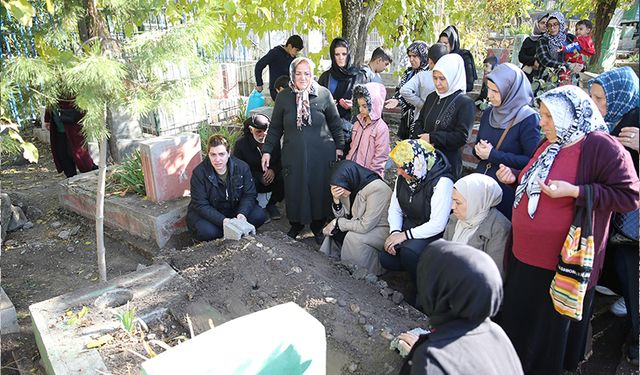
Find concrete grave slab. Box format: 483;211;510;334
29;263;188;375
59;170;189;249
139;132;201;203
1;287;20;334
141;302;326;375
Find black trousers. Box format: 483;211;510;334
188;205;267;241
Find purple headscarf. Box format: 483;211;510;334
487;63;538;129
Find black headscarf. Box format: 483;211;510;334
427;43;449;67
417;239;503;328
329;160;380;206
439;25;461;53
328;37;357;80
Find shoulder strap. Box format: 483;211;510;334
494;118;517;151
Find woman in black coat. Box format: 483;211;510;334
519;13;548;82
262;57;344;244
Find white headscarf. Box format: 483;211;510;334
432;54;467;98
452;174;503;244
289;57;318;130
513;85;609;218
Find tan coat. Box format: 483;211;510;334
320;179;391;275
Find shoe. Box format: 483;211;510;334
626;343;639;366
266;205;281;220
595;285;618;296
287;227;301;240
610;297;627;317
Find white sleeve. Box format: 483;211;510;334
387;179;404;233
399;73;424;109
406;177;453;240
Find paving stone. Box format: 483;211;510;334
0;287;19;334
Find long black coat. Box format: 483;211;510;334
233;133;282;193
262;85;344;224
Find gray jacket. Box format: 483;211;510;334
443;208;511;277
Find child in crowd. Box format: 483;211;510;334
273;75;290;94
346;82;390;178
559;19;596;84
476;55;499;105
358;47;393;84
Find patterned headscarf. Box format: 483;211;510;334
289;57;318;130
588;66;640;131
407;41;430;71
389;139;437;192
514;85;608;218
547;12;567;52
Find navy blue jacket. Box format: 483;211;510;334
255;46;294;94
187;156;257;226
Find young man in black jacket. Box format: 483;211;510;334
255;35;304;101
234;113;284;220
187;135;267;241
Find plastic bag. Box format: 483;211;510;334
245;89;265;117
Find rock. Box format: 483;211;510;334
365;274;378;284
363;324;374;336
338;299;347;307
358;317;366;325
359;311;372;319
270;292;278;298
50;221;63;229
69;225;81;236
377;280;388;289
7;205;27;232
5;240;18;247
147;333;157;340
380;329;394;341
158;324;166;333
66;246;75;253
348;363;358;373
324;297;337;304
1;193;11;241
353;268;368;280
22;221;34;230
392;291;404;305
258;292;269;300
349;304;360;314
58;230;71;240
290;266;302;274
380;288;393;298
136;264;146;271
7;192;27;209
26;206;43;220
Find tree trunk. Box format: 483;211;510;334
96;137;108;282
83;0;113;282
590;0;618;72
340;0;384;66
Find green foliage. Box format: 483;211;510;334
197;121;214;154
117;303;137;334
198;121;243;154
0;123;39;163
531;67;564;96
107;150;146;196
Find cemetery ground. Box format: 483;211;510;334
1;134;638;375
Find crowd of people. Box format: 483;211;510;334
185;16;639;375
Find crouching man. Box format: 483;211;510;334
234;113;284;220
187;134;267;241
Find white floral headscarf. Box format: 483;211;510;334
513;85;608;218
289;57;318;130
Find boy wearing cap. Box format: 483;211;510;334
234;113;284;220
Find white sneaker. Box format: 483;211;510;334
595;285;618;296
610;297;627;317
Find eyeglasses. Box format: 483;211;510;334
547;22;560;28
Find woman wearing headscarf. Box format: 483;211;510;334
262;57;345;244
319;160;392;275
443;173;511;277
386;41;429;140
536;12;582;77
412;53;475;180
346;82;390;178
589;66;639;365
495;85;639;374
438;25;477;92
474;63;541;219
380;139;453;289
399;43;449;138
519;13;549;82
318;37;359;153
397;240;523;375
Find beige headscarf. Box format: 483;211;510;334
452;173;503;244
289;57;318;130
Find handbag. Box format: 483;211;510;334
611;209;639;243
549;185;594;321
482;118;516;175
